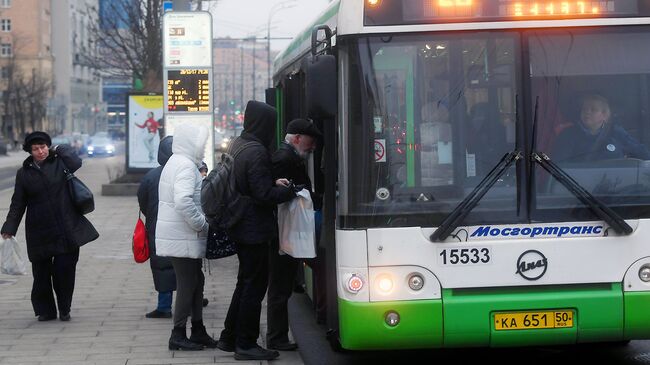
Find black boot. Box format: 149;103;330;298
168;326;203;351
190;321;218;348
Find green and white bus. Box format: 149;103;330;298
270;0;650;350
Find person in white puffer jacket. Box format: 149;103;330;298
155;123;216;351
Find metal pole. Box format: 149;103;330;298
252;38;256;100
267;22;271;88
240;46;244;107
172;0;191;11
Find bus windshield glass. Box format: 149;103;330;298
344;32;519;228
531;28;650;222
342;26;650;229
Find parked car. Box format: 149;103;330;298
87;136;115;157
51;135;78;153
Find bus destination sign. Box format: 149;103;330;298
166;69;210;112
365;0;650;25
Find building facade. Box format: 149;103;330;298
213;38;274;126
52;0;104;136
0;0;54;140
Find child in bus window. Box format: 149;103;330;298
552;94;650;163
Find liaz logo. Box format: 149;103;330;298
516;250;547;281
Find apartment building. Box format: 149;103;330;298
0;0;55;138
52;0;104;135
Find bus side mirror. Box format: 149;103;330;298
302;54;337;119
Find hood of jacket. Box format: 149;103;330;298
157;136;173;166
243;100;276;147
172;124;208;166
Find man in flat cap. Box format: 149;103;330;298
266;118;322;351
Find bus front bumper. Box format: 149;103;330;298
338;283;650;350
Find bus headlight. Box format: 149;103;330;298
377;274;393;293
639;265;650;282
347;274;364;293
408;274;425;291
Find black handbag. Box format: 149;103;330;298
205;226;236;259
61;161;95;215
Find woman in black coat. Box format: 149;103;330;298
137;135;177;318
1;131;99;322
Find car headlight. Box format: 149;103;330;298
408;274;425;291
376;274;393;294
87;146;94;151
639;265;650;282
106;145;114;150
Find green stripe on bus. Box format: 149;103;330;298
623;291;650;339
443;283;624;347
338;298;443;350
337;283;638;349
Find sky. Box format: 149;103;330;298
203;0;332;51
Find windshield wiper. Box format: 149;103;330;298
430;150;522;242
531;152;633;235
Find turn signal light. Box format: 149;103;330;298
347;274;364;293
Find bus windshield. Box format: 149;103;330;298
342;26;650;229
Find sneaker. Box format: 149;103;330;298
59;313;71;321
234;345;279;361
146;310;172;319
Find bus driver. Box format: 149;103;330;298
553;94;650;162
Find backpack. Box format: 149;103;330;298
201;140;257;229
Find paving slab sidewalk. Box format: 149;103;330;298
0;155;304;365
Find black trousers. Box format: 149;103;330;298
31;249;79;317
266;240;299;345
169;257;204;328
220;242;269;349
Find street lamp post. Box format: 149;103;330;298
267;1;296;88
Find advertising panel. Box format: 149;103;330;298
127;94;164;171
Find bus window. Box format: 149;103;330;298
343;33;520;228
530;28;650;220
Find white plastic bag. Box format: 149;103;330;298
278;189;316;258
1;237;26;275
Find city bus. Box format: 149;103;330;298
269;0;650;350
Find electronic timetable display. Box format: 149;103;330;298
166;69;210;112
365;0;650;25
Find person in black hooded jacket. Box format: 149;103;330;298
217;100;295;361
137;136;177;319
1;131;99;322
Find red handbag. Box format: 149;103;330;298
132;212;149;263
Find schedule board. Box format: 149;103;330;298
167;69;210;112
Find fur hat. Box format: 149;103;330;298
22;131;52;152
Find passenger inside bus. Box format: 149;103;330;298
465;102;509;176
552;94;650;162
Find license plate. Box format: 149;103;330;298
494;310;574;331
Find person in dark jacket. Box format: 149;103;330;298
266;119;322;352
217;100;295;361
1;131;99;322
137;136;177;319
553;94;650;162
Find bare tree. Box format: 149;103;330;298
86;0;163;92
0;38;52;140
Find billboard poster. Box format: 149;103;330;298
127;94;164;170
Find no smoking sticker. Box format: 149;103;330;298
374;139;386;162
